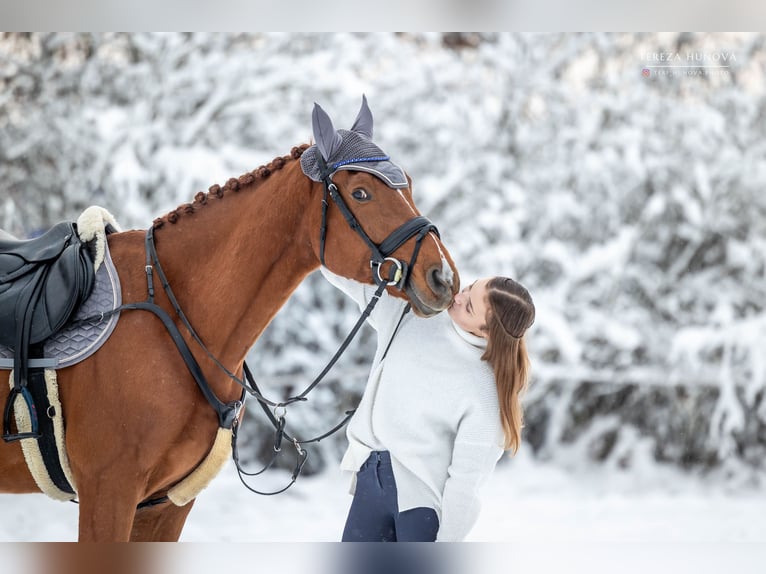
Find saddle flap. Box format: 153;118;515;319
31;243;96;343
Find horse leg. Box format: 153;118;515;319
76;481;139;542
129;500;196;542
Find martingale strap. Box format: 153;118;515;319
140;228;289;410
137;228;244;429
64;228;247;430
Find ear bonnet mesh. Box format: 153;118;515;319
300;129;408;189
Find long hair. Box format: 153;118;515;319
481;277;535;453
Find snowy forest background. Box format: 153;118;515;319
1;32;765;493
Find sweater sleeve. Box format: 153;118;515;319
319;266;408;334
436;440;504;542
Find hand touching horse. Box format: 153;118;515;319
0;98;459;541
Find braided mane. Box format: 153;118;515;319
152;144;310;229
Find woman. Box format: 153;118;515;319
321;266;535;542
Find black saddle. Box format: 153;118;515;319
1;221;95;442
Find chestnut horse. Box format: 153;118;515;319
0;101;459;541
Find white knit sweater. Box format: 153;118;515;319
321;268;505;542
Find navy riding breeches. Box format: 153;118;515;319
342;450;440;542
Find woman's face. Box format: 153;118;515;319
447;277;491;338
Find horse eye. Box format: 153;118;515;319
351;188;371;202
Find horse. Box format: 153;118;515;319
0;98;459;541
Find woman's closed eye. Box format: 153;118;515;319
467;281;476;315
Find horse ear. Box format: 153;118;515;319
350;94;373;139
312;103;343;161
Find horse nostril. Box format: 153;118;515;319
427;266;452;297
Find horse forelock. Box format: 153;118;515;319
152;144;311;229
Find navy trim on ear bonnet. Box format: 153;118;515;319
300;95;409;189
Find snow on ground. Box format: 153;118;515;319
1;447;764;544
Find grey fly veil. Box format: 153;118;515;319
300;95;408;189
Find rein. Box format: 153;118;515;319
234;303;410;496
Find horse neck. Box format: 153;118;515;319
151;161;320;369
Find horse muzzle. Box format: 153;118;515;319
404;262;457;317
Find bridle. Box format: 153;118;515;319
315;151;439;290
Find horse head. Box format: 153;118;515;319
302;96;459;317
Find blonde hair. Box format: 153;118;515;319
481;277;535;453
